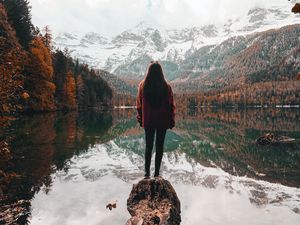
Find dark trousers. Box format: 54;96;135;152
144;128;167;176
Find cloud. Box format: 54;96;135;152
30;0;289;36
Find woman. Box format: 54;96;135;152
136;61;175;178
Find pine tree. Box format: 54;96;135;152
53;51;77;110
53;50;68;109
42;25;52;49
1;0;34;49
76;74;86;109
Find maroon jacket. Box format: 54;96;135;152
136;81;175;130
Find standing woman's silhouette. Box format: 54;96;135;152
136;61;175;178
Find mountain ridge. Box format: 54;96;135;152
53;5;300;94
53;6;299;72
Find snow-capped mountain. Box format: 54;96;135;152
53;5;300;81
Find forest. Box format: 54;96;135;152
2;0;299;114
0;1;113;221
0;0;112;116
174;80;300;110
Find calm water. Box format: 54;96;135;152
1;108;300;225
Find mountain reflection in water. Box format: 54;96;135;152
1;108;300;225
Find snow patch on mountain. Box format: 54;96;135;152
53;5;300;79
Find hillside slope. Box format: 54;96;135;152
173;24;300;92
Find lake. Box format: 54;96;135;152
1;108;300;225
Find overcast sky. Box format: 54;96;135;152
30;0;291;36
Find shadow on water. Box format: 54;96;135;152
0;108;300;224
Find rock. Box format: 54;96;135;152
256;133;297;146
292;3;300;14
126;178;181;225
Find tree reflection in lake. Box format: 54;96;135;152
0;108;299;224
176;108;300;187
0;111;115;224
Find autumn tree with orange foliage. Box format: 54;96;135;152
0;4;27;115
64;71;77;109
24;36;56;111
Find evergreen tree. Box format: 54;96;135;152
1;0;34;49
53;50;78;110
42;25;52;49
53;50;68;109
76;74;86;110
53;50;112;110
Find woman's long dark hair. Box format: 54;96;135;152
143;61;168;109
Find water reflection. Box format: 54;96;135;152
176;108;300;187
0;108;300;224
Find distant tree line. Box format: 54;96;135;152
175;80;300;109
0;0;112;115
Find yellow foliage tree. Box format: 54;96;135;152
25;36;56;111
64;71;77;109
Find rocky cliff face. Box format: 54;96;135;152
126;178;181;225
